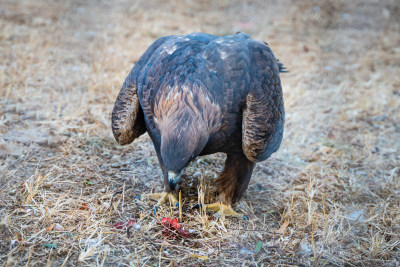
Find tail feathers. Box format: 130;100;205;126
277;60;289;73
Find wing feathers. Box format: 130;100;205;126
242;42;285;162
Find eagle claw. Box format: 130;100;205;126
141;192;179;213
194;203;248;220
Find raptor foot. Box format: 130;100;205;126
199;203;248;220
141;192;179;212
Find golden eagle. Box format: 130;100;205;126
112;32;285;218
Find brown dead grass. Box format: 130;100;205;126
1;0;400;266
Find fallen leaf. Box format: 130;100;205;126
46;223;64;232
44;243;57;249
53;224;64;231
83;180;93;185
255;241;263;253
190;254;208;260
79;203;89;210
277;220;289;234
46;224;55;232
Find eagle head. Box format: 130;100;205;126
158;108;209;189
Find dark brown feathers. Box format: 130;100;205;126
111;32;285;204
111;83;146;145
242;41;284;162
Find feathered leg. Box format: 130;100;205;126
203;153;255;219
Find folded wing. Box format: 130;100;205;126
242;41;285;162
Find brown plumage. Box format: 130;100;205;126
111;32;285;218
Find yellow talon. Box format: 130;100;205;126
142;192;178;207
203;203;247;219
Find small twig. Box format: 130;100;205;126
230;228;302;239
25;245;34;267
179;190;182;222
109;186;133;210
136;248;145;267
61;245;74;267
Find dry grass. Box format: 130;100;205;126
1;0;400;266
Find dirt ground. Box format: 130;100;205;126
1;0;400;266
